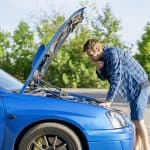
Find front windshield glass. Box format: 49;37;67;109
0;69;23;91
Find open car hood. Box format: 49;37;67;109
20;7;85;93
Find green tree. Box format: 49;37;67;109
37;14;65;44
92;4;125;48
45;27;102;88
0;30;12;73
42;23;108;88
11;21;35;80
0;29;10;58
135;22;150;79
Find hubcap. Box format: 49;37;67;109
28;135;68;150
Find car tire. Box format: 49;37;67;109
18;122;83;150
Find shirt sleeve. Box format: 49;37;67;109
106;48;122;102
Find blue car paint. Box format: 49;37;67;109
0;99;5;150
88;139;134;150
0;92;134;150
31;44;45;68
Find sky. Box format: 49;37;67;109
0;0;150;51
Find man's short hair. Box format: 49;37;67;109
83;39;99;52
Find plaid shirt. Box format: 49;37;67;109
96;47;149;102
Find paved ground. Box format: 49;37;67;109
64;88;150;142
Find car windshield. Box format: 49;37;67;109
0;69;23;91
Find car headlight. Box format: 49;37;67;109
106;110;128;129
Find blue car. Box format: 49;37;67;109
0;8;134;150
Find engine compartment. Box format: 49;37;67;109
26;87;101;106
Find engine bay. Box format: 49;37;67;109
26;86;101;106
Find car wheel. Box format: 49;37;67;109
18;122;82;150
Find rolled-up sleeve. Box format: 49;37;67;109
106;49;121;102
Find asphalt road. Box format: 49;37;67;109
64;88;150;142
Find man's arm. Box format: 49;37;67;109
99;48;121;107
106;48;122;102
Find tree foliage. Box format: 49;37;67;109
92;4;124;48
135;22;150;79
37;14;65;44
0;30;10;58
44;27;106;88
0;30;12;74
0;22;35;80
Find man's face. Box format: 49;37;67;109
86;43;103;62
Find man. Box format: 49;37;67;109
83;39;150;150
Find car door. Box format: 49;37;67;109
0;94;5;150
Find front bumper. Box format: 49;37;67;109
85;126;134;150
88;139;133;150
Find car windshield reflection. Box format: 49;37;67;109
0;69;23;91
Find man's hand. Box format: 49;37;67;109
94;61;104;72
98;101;112;107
